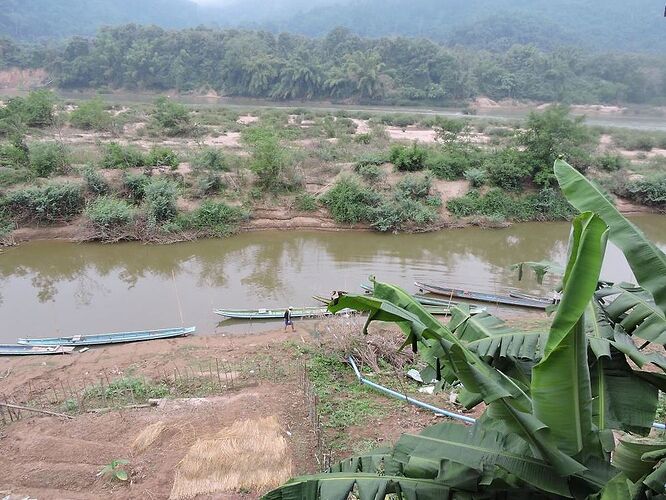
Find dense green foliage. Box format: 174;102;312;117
244;128;291;192
191;148;227;171
622;175;666;208
29;142;68;177
84;196;135;231
447;187;575;222
389;144;428;172
4;182;84;222
3;25;662;105
100;142;145;169
145;146;179;168
188;201;247;236
69;97;112;131
81;166;109;196
143;178;178;223
148;97;192;136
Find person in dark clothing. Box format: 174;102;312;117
284;306;294;331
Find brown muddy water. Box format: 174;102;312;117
1;216;665;342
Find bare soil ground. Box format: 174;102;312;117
0;327;442;499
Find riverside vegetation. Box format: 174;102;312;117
0;91;665;244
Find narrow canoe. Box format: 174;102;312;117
359;284;486;313
509;290;553;303
415;282;549;310
313;294;486;316
0;345;75;356
214;307;345;320
17;327;195;347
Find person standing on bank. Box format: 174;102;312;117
284;306;295;332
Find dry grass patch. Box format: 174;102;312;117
132;421;167;454
169;416;292;499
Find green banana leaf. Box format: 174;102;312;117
596;285;666;346
612;435;666;482
555;158;666;316
532;212;608;458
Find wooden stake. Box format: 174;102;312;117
0;402;73;419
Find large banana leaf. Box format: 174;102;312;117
596;285;666;346
555;159;666;315
532;212;608;458
612;435;666;482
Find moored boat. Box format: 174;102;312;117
214;307;345;320
17;327;195;347
415;282;549;309
359;283;486;313
0;345;75;356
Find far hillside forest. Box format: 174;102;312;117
3;26;666;106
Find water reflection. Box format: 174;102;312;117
1;215;665;342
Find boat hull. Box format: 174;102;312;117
0;345;75;355
415;282;549;310
214;307;341;320
17;327;195;347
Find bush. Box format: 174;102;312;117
389;143;428;172
624;175;666;207
29;142;69;177
189;201;248;236
372;196;438;232
354;163;384;183
123;172;149;202
0;139;29;169
244;128;289;192
395;173;431;200
191;148;226;171
143;178;178;222
354;133;372;144
426;145;485;180
84;196;135;231
593;153;628;172
294;192;318;211
82;166;109;195
146;147;179;168
1;90;56;129
464;168;486;187
5;182;84;222
192;172;223;197
69;98;112;131
320;176;382;224
447;188;573;222
484;149;533;191
101;142;145;169
149;96;192;136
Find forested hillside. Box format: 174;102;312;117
7;26;662;105
2;0;665;54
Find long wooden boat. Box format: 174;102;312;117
414;282;549;310
508;290;553;303
17;327;195;347
214;307;346;320
359;284;486;313
313;294;486;316
0;345;75;356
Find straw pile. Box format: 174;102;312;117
169;416;292;499
132;421;167;454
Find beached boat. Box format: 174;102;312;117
214;307;344;320
0;345;75;356
17;327;195;347
359;284;486;313
313;293;485;316
508;290;553;303
414;282;549;309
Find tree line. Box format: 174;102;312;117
2;26;666;105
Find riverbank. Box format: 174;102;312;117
0;320;468;499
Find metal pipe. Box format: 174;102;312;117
348;356;666;431
348;356;476;425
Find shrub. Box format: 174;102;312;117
146;147;179;168
484;149;533;191
2;90;56;128
593;153;628;172
355;163;384;183
464;168;486;187
101;142;145;169
244;128;289;192
320;176;382;224
395;173;431;200
193;172;223;197
69;98;112;131
372;196;437;232
82;166;109;195
122;172;149;202
5;182;84;222
389;143;428;172
191;148;226;171
29;142;68;177
0;139;29;168
624;175;666;207
84;196;135;231
294;192;318;212
354;133;372;144
143;178;178;222
189;201;248;236
426;146;485;180
149;97;192;136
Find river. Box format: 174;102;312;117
1;215;666;343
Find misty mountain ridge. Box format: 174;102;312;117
1;0;664;53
